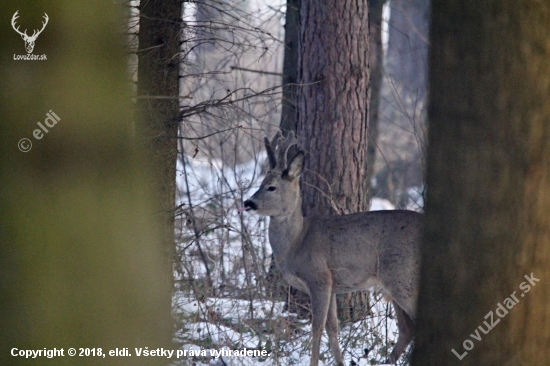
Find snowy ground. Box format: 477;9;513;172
173;293;402;366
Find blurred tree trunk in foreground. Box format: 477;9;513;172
413;1;550;365
0;2;172;366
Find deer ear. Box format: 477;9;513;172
283;151;304;181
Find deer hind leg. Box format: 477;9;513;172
308;273;332;366
387;300;415;364
325;294;344;366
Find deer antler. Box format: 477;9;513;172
11;11;48;40
277;131;299;169
264;131;281;169
11;11;27;38
30;13;49;40
264;131;299;170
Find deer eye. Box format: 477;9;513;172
267;186;276;192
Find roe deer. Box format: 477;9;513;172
241;131;421;365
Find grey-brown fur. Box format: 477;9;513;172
243;132;421;365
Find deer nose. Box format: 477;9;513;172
243;199;257;211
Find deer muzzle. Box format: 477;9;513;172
242;199;257;211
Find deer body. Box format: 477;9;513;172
243;132;421;365
273;211;420;298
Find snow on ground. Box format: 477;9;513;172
173;290;403;366
176;297;288;325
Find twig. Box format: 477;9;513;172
231;66;284;76
181;145;215;293
177;125;242;140
134;94;192;100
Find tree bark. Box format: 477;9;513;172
298;0;370;216
136;0;181;265
412;1;550;365
297;0;371;322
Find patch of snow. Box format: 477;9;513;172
370;197;396;211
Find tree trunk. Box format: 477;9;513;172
265;0;306;313
375;0;429;208
386;0;429;102
280;0;301;135
0;2;172;365
412;1;550;365
366;0;387;202
136;0;181;268
297;0;371;322
298;0;370;216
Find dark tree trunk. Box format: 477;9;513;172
386;0;429;102
374;0;429;209
297;0;371;323
280;0;301;135
266;0;304;315
412;1;550;365
366;0;387;201
136;0;181;264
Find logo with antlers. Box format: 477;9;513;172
11;11;49;54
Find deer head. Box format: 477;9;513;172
12;11;49;54
242;131;304;217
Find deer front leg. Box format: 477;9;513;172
308;276;332;366
326;294;344;366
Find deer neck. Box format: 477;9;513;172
268;196;304;258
